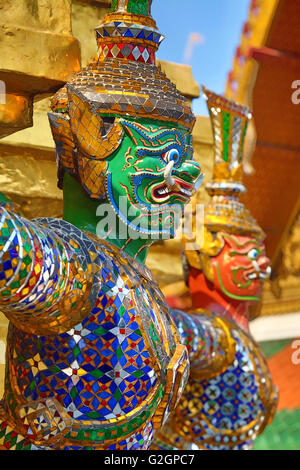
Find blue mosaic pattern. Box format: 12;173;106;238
0;210;188;450
153;311;278;450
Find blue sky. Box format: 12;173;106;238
152;0;250;115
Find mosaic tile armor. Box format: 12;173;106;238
153;309;277;450
0;209;189;450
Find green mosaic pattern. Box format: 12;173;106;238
259;339;292;360
254;339;300;450
222;111;230;163
110;0;151;15
127;0;150;15
253;409;300;450
110;0;118;12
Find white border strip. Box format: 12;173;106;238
250;312;300;342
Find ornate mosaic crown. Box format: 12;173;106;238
96;0;163;64
202;86;264;238
50;0;195;130
49;0;195;198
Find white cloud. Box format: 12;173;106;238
183;32;205;63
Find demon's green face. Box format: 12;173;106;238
50;87;203;243
105;119;203;239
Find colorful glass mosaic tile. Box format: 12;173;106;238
0;210;189;449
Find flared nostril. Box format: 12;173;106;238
258;256;270;271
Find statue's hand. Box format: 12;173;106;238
170;308;236;381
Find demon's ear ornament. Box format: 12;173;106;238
66;85;124;160
182;224;225;283
48;110;76;187
48;85;124;200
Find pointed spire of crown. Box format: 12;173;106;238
202;85;252;197
202;86;264;238
95;0;164;64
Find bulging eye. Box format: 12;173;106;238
248;248;259;260
162;148;180;164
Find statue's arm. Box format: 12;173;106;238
0;206;92;335
170;309;236;381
